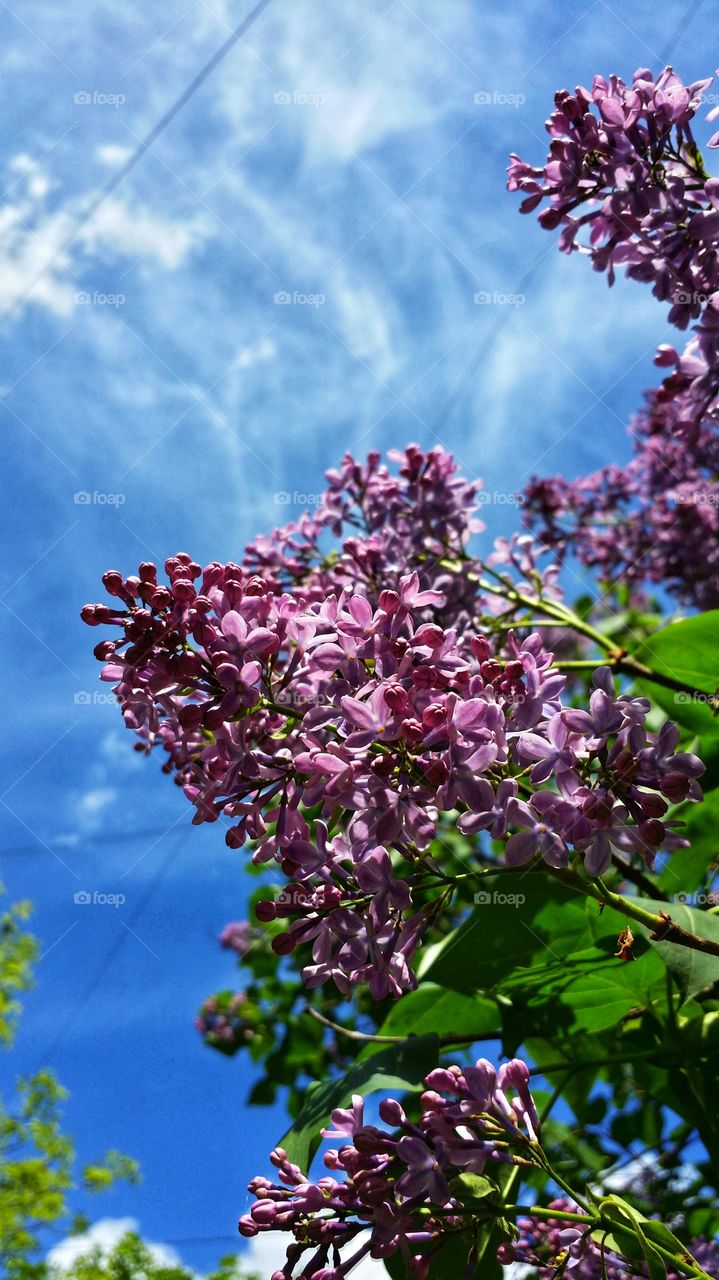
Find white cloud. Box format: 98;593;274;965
75;785;117;829
242;1229;389;1278
332;273;398;384
96;144;133;167
0;157;212;319
77;196;210;271
47;1218;182;1272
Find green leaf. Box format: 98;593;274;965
452;1172;497;1207
558;949;665;1032
598;1195;667;1280
279;1034;439;1172
634;612;719;732
418;873;588;993
362;984;500;1059
630;896;719;999
659;790;719;896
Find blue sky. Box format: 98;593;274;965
1;0;715;1272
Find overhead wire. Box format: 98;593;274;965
0;0;275;327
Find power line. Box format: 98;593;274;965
0;824;188;857
435;0;702;435
0;0;275;327
658;0;705;62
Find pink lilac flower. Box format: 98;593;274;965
524;345;719;607
508;67;717;327
509;65;719;606
219;921;255;956
83;450;704;997
500;1198;719;1279
239;1056;540;1280
195;992;254;1051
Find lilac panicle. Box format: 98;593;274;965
239;1055;539;1280
83;448;703;998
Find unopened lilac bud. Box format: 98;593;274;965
379;1098;407;1127
172;578;196;602
631;789;667;818
660;771;692;803
425;1066;463;1092
252;1200;278;1225
271;931;296;955
639;818;666;848
102;570;125;596
379;589;400;614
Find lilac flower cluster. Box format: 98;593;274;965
509;65;719;606
219;920;255;957
195;992;253;1050
82;449;704;998
508;66;718;327
244;444;485;631
239;1056;540;1280
526;349;719;608
508;62;719;417
499;1198;719;1279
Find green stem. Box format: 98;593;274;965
539;1152;591;1213
465;564;712;702
598;1216;716;1280
504;1204;593;1224
549;867;719;960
